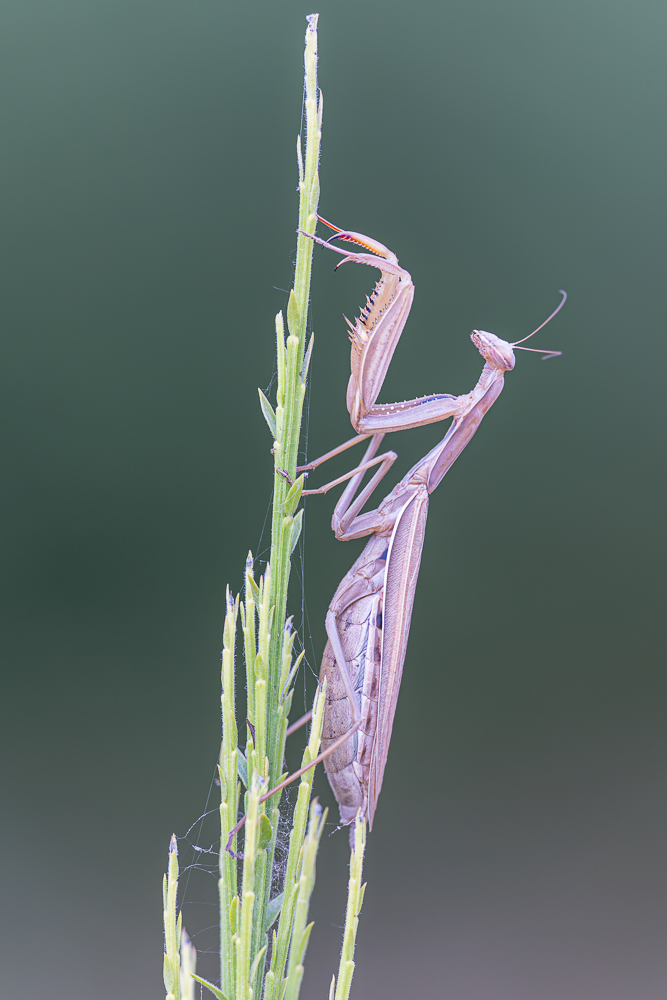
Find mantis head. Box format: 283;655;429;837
471;290;566;370
471;330;517;370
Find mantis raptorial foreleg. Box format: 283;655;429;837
299;218;561;433
298;218;459;434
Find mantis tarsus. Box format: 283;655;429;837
226;221;564;850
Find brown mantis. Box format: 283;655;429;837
226;220;564;850
293;220;564;830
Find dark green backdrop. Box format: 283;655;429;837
1;1;665;998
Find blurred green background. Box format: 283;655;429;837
0;1;665;997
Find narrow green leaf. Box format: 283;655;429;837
249;944;268;985
237;751;248;789
254;651;266;684
296;134;304;188
309;170;320;213
191;974;229;1000
246;572;260;604
275;311;286;407
301;333;314;383
264;891;284;934
289;508;303;557
286;288;301;337
257;812;273;852
278;618;297;694
298;921;314;956
229;895;239;936
258;388;277;439
283;475;304;516
281;649;304;704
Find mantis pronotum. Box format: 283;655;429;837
226;223;564;850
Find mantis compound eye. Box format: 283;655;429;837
471;330;516;371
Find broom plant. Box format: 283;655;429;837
163;16;367;1000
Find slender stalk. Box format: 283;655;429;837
262;685;326;1000
163;835;182;1000
283;800;328;1000
267;14;321;778
331;816;367;1000
236;776;261;1000
219;591;239;997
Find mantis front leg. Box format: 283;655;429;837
302;220;464;434
304;220;563;435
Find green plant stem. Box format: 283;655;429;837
219;591;239;997
213;18;324;1000
262;684;325;1000
331;817;367;1000
267;13;321;781
236;776;261;1000
163;835;182;1000
283;800;328;1000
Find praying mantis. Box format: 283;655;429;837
292;220;564;829
226;221;564;850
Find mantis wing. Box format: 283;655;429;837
368;487;429;828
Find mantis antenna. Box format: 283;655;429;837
512;289;567;357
